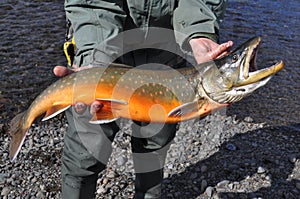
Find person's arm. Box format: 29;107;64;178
173;0;232;63
65;0;127;67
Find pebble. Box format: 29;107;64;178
106;171;116;179
217;180;230;188
200;179;208;192
296;182;300;190
97;185;107;194
117;156;127;166
244;116;254;123
257;166;266;174
1;187;10;196
36;191;44;198
225;143;237;151
102;178;109;185
288;155;297;163
31;177;38;183
205;186;214;197
201;165;208;173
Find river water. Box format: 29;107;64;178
0;0;299;127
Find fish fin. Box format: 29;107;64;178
89;99;127;123
95;98;128;105
8;111;29;162
89;118;119;124
168;101;199;117
42;105;71;121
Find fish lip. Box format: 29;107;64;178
236;60;284;87
238;37;284;87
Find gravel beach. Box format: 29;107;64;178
1;111;299;198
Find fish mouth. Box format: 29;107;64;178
237;37;284;87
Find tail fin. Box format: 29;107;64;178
8;111;29;162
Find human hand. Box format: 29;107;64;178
53;65;102;115
189;37;233;64
53;65;80;77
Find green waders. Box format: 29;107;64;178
62;107;177;199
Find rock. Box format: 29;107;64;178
225;143;237;151
205;186;214;197
1;187;10;196
217;180;230;188
31;177;38;183
296;182;300;190
117;156;127;166
102;178;109;185
190;173;198;179
257;166;266;174
288;155;297;163
201;165;208;173
97;185;107;194
36;191;44;199
244;116;253;123
200;179;208;192
106;171;116;179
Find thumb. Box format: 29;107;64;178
53;66;75;77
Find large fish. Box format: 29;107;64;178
8;37;283;161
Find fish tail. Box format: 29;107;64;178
8;111;29;162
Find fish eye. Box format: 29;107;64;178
232;54;239;63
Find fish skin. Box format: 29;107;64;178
8;37;284;161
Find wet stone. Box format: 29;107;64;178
296;182;300;190
1;187;10;196
200;179;208;192
225;143;237;151
257;166;266;174
205;186;214;197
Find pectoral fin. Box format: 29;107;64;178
42;104;71;121
168;101;199;117
89;98;127;124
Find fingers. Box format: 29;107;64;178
53;66;75;77
73;101;103;115
53;65;96;77
90;101;103;115
74;102;87;114
210;41;233;60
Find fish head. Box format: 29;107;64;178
201;36;284;104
